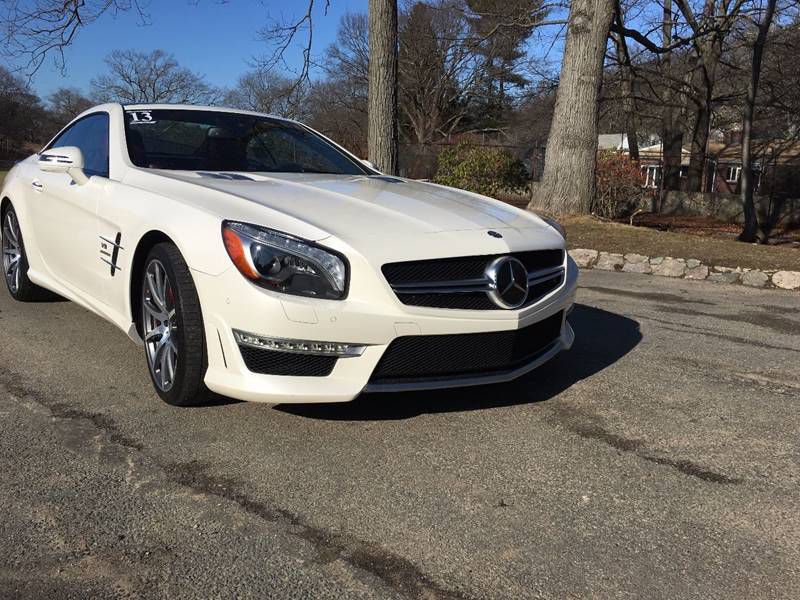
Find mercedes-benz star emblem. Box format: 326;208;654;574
485;256;529;309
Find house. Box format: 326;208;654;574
604;131;800;198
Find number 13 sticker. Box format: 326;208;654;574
128;111;154;123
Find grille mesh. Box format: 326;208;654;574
382;250;564;285
239;345;337;377
370;311;563;384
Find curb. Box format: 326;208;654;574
569;249;800;291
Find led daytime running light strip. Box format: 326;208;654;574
233;330;367;357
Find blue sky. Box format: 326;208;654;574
25;0;368;98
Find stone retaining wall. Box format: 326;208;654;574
569;248;800;291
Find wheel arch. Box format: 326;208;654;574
128;230;176;335
1;196;11;218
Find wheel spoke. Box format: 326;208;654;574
143;258;179;392
155;262;168;303
146;272;167;313
2;228;17;250
143;297;168;323
154;335;169;362
159;344;171;387
165;344;176;382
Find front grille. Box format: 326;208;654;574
400;273;565;309
382;250;565;311
382;250;564;285
239;345;337;376
370;311;563;384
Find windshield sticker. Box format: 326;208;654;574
127;110;156;124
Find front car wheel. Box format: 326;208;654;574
2;205;53;302
141;242;210;406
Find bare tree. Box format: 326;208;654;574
306;79;369;156
0;65;46;144
256;0;329;89
674;0;749;192
311;12;370;154
325;12;370;88
398;1;481;147
47;87;93;122
225;70;309;120
91;49;221;105
609;6;639;160
660;0;684;193
528;0;615;214
739;0;778;242
368;0;399;173
0;0;146;75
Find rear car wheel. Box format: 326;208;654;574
141;242;210;406
2;205;53;302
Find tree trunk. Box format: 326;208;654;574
685;40;721;193
739;0;777;243
660;0;683;194
368;0;399;174
685;93;710;192
612;27;639;161
528;0;615;215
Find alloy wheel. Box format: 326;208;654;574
2;211;22;294
143;259;179;391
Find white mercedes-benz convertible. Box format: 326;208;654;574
1;104;577;406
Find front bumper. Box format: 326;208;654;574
194;257;578;404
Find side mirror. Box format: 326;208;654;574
38;146;90;185
361;159;379;172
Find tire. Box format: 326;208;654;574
140;242;210;407
2;204;53;302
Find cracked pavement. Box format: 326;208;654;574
0;270;798;599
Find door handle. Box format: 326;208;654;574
31;180;44;191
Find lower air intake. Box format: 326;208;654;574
370;311;563;384
239;345;337;377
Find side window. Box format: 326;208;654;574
49;113;110;178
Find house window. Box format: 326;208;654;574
725;166;741;183
642;165;661;188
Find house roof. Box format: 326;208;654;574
636;139;800;165
638;142;692;166
598;133;628;151
708;140;800;165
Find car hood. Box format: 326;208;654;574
145;171;553;242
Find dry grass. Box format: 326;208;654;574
564;215;800;272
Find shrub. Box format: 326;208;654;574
593;150;645;218
434;143;528;197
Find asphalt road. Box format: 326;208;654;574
1;270;798;599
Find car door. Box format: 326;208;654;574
29;113;110;300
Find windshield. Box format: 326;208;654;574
123;109;368;175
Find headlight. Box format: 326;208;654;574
222;221;348;300
542;216;566;239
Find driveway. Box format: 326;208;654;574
1;270;798;599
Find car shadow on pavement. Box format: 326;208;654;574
276;304;642;421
